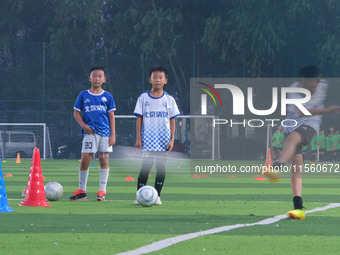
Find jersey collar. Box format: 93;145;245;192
148;90;165;99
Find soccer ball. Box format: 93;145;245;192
44;182;63;201
136;185;158;207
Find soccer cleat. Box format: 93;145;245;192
154;196;162;205
96;190;106;201
287;209;305;219
69;189;87;200
263;160;281;182
134;199;140;205
263;170;280;182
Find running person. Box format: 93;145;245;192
70;66;116;201
134;66;180;205
268;66;340;219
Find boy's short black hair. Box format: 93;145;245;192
149;66;168;78
298;65;321;78
90;66;105;74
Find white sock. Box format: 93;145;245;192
79;169;89;191
99;168;109;193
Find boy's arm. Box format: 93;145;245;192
74;110;93;134
166;118;176;151
271;137;275;144
108;111;116;146
335;140;340;148
316;138;320;147
303;105;340;116
136;116;143;148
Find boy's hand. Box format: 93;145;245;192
109;135;116;146
83;125;94;134
136;138;142;148
166;140;174;151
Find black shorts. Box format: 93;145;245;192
273;147;280;153
287;125;316;155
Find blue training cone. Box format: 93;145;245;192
0;156;14;212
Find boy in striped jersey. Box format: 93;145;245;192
133;66;180;205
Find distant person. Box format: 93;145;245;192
316;129;325;161
265;65;340;219
69;66;116;201
271;126;284;160
134;66;180;205
310;134;318;162
334;130;340;161
331;130;340;162
325;130;333;162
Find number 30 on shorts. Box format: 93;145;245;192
84;142;93;149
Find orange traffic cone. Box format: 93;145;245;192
124;176;135;181
16;153;21;164
265;147;273;169
19;148;50;207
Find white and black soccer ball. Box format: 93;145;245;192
44;181;63;201
136;185;158;207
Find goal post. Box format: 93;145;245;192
0;123;52;160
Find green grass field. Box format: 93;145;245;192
1;158;340;255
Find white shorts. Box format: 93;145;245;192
81;133;112;154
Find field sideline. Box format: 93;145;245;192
1;158;340;255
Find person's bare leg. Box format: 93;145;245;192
98;152;110;195
80;153;93;170
277;131;302;164
69;153;92;200
79;153;93;191
291;153;303;197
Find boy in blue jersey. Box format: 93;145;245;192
133;66;180;205
70;66;116;201
268;66;340;219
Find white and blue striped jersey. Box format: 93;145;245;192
74;90;116;137
134;91;180;151
282;79;328;134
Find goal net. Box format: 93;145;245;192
0;123;52;159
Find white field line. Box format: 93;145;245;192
116;203;340;255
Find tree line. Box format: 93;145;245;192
1;0;340;116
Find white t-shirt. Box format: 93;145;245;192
282;79;328;134
134;91;180;151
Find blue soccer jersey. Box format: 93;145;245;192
134;91;180;151
74;90;116;137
